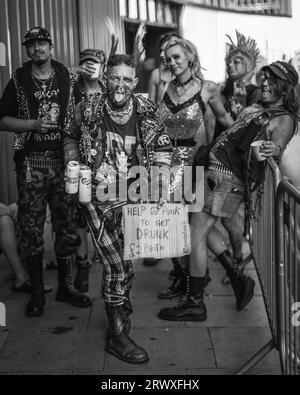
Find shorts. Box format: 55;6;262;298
203;170;244;218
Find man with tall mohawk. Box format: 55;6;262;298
215;30;261;139
64;23;172;364
208;30;261;283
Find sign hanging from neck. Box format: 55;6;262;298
122;203;191;260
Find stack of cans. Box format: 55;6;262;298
65;161;91;203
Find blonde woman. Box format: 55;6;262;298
157;37;234;300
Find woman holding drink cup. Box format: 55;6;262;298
251;139;281;161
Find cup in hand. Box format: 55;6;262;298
90;63;101;80
251;140;266;161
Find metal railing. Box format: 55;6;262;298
276;179;300;375
237;158;281;375
237;158;300;375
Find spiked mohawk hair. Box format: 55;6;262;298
226;30;260;71
106;17;146;71
133;22;147;67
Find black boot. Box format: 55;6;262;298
179;255;211;287
217;250;255;311
158;275;186;299
56;256;92;308
167;257;184;280
105;304;149;364
74;255;90;293
222;256;243;285
161;256;211;299
26;254;45;317
123;291;133;335
158;276;207;322
158;259;186;299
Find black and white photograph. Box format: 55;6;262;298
0;0;299;379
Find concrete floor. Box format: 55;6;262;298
0;240;281;375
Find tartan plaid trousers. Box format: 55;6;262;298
81;202;135;306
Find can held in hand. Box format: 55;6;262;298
49;103;60;124
65;161;80;194
79;166;92;203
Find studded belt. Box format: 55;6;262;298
208;161;234;176
27;151;63;169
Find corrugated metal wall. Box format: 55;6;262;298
78;0;124;56
0;0;80;204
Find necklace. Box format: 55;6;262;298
105;98;134;125
87;89;102;97
86;90;102;106
173;75;194;87
83;94;102;125
171;77;200;105
105;98;133;118
86;83;102;97
32;71;55;99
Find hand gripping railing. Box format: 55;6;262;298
276;179;300;375
237;158;282;375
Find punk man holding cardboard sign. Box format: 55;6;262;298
64;39;173;364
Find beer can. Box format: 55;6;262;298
79;166;92;203
49;103;60;123
65;161;80;194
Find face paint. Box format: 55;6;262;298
107;64;137;108
108;85;131;107
226;52;249;80
259;70;284;105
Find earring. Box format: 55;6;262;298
188;61;193;68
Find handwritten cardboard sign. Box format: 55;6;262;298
122;203;191;260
